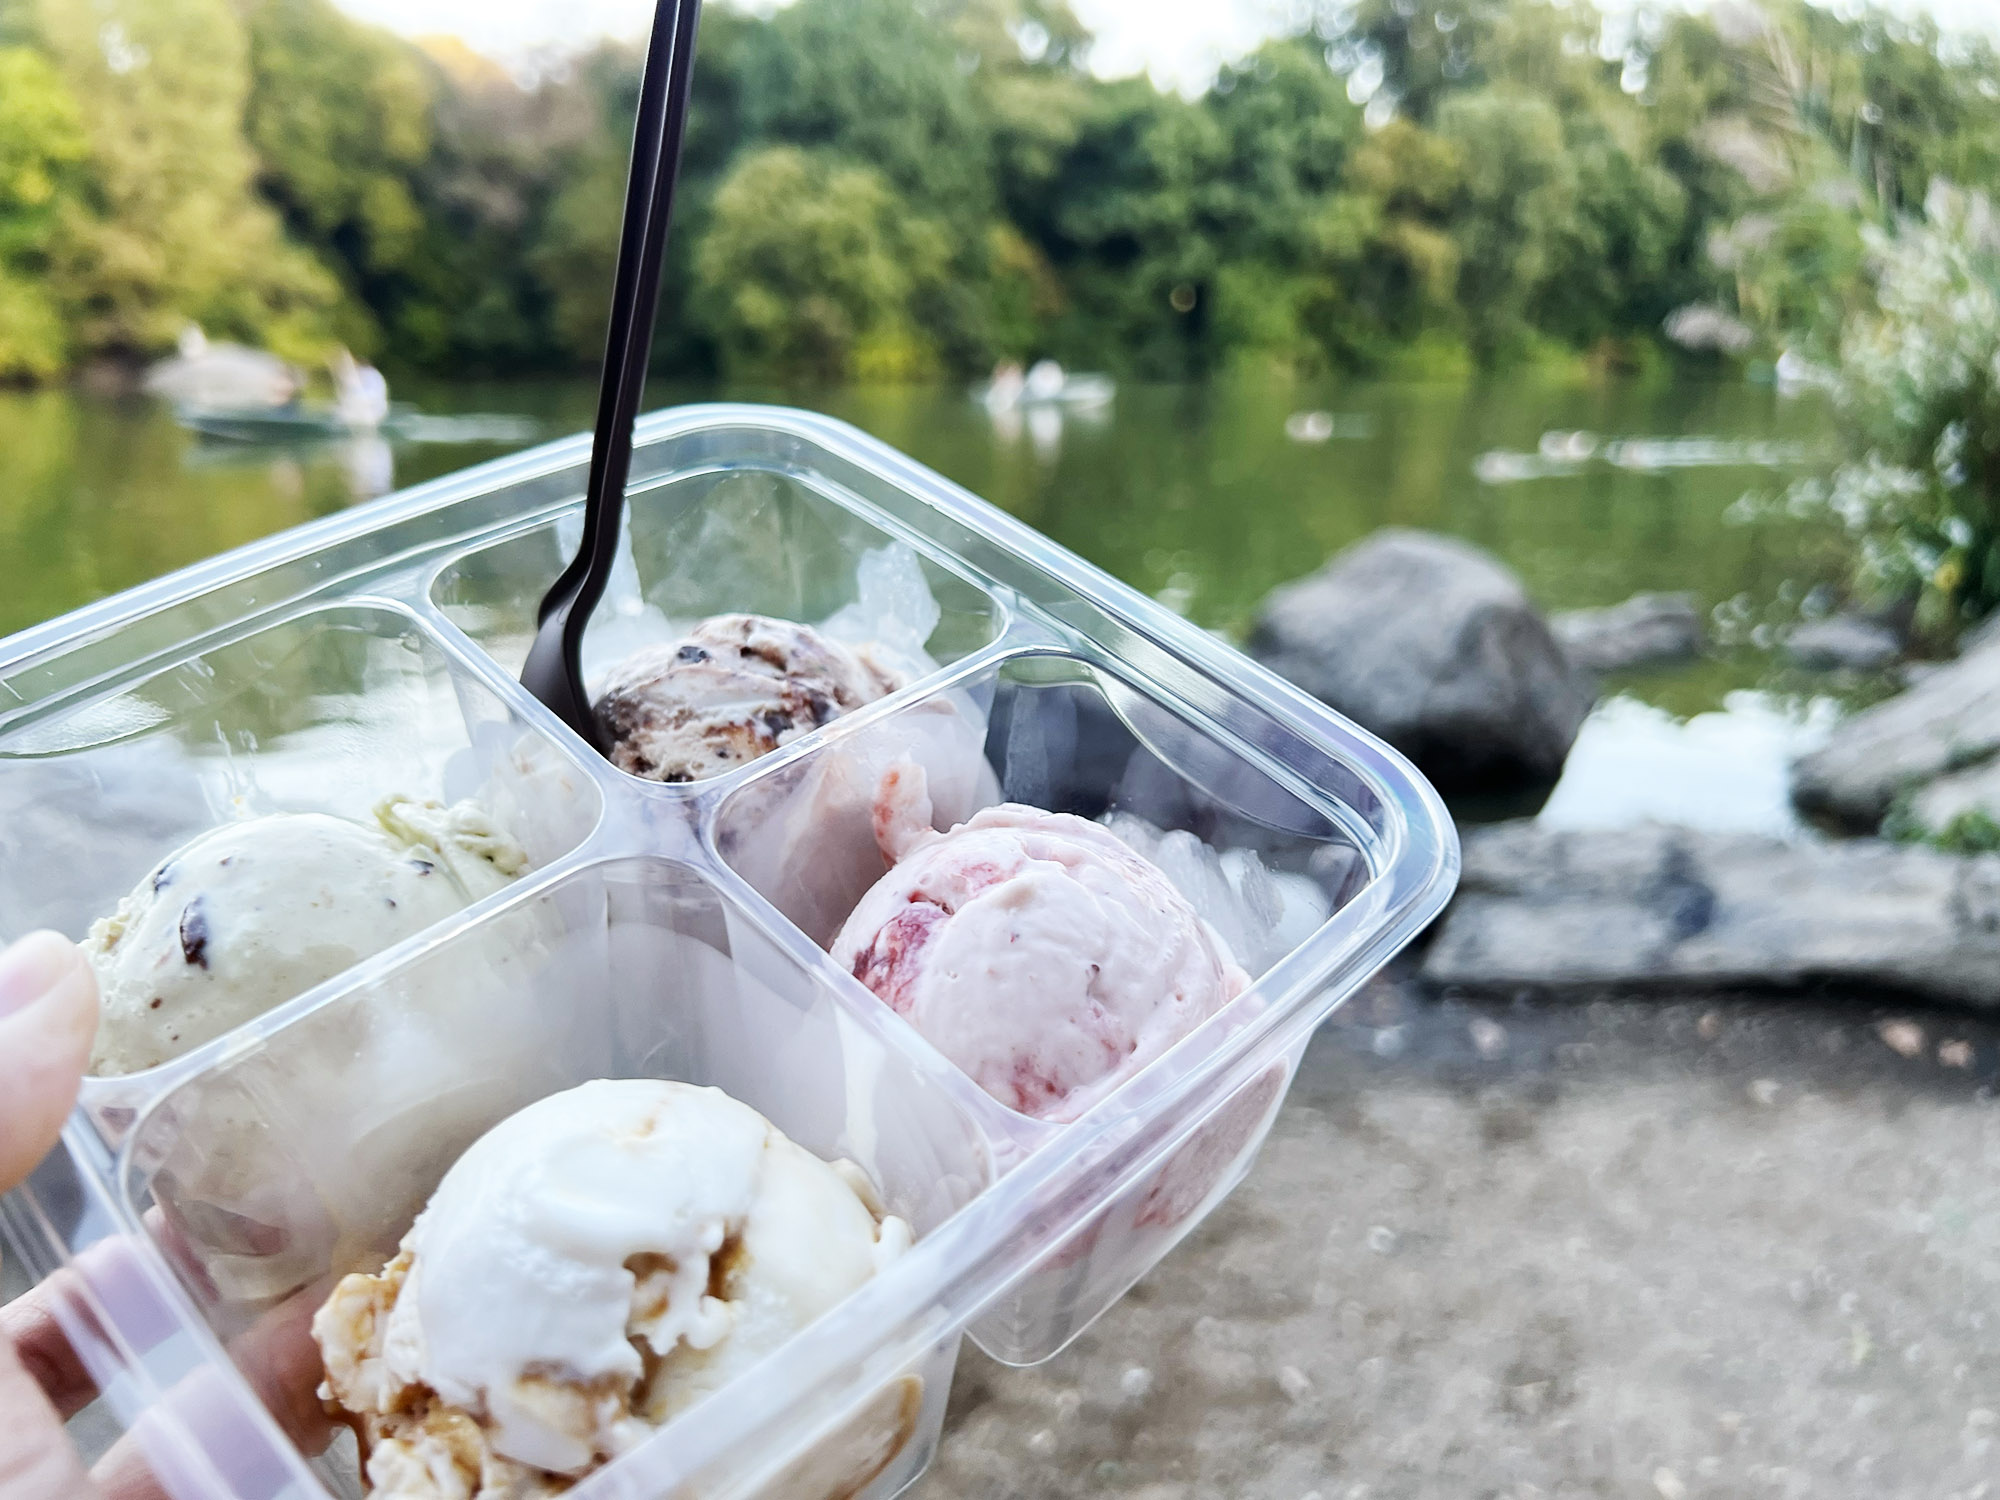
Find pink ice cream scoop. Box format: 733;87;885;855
829;765;1249;1122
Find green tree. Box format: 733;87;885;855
34;0;344;360
1535;111;1690;352
693;145;951;379
0;45;85;378
1207;40;1364;263
1332;0;1504;124
1435;86;1578;362
1200;41;1368;369
1032;81;1232;375
384;36;600;371
735;0;994;225
1785;186;2000;629
524;44;645;367
945;0;1092;229
1298;120;1464;371
240;0;434;355
2;0;1994;385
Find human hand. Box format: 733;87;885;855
0;930;103;1496
0;932;336;1500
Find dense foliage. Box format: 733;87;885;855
0;0;1995;383
1779;184;2000;631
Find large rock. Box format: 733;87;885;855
1784;615;1901;672
1249;530;1594;792
1550;592;1703;673
1421;822;2000;1006
1791;630;2000;830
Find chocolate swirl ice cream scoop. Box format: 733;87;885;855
592;614;903;782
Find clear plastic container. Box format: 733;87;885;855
0;405;1458;1500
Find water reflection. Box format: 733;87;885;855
182;432;397;502
6;372;1851;698
1282;410;1373;443
2;375;1876;834
984;392;1109;463
1474;431;1827;485
174;408;544;507
1537;691;1843;838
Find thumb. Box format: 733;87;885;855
0;932;98;1194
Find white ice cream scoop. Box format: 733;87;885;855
314;1078;912;1495
830;764;1248;1122
84;797;525;1076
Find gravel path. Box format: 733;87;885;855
920;983;2000;1500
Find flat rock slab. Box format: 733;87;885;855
1551;591;1703;672
1249;529;1593;792
1912;756;2000;833
1792;630;2000;829
1420;822;2000;1006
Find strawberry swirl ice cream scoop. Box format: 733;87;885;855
829;767;1249;1122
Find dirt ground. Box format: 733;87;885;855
919;981;2000;1500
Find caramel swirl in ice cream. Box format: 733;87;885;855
313;1079;911;1499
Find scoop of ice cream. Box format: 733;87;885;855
715;691;1000;948
85;797;527;1076
592;615;903;783
829;768;1249;1122
313;1079;912;1498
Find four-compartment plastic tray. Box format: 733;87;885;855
0;406;1457;1500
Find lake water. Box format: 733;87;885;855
0;372;1865;830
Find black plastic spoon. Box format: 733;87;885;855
521;0;703;751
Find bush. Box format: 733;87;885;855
1884;792;2000;854
1783;183;2000;633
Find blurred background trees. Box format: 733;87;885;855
29;0;346;365
0;0;1994;386
0;44;85;379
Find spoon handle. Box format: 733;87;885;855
529;0;704;743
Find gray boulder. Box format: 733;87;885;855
1792;630;2000;830
1421;822;2000;1007
1249;529;1594;792
1550;592;1703;673
1784;615;1901;672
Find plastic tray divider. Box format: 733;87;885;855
8;1125;328;1500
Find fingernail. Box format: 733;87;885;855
0;931;77;1018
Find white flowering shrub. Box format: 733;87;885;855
1785;182;2000;629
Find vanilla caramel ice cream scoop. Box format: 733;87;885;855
829;766;1249;1122
84;797;526;1076
592;614;903;782
313;1079;913;1499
